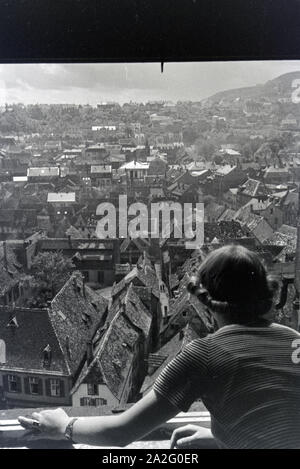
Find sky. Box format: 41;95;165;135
0;61;300;105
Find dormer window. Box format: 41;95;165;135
7;316;18;328
0;340;6;364
43;344;52;367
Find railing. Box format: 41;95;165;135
0;408;211;449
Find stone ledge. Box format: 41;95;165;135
0;409;211;449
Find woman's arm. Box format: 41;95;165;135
19;390;179;447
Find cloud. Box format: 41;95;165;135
0;61;300;104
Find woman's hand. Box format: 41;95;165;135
170;424;215;449
18;408;71;440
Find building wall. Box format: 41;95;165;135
72;383;119;407
0;370;71;408
83;269;114;286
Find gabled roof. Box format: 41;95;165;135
120;237;150;254
206;220;250;244
141;332;184;394
264;226;296;253
65;225;83;239
0;242;23;296
49;275;106;375
0;307;69;375
281;190;298;206
217;208;236;221
204;201;226;221
239;178;267;197
244;197;273;211
234;207;265;231
111;263;159;299
71;285;152;400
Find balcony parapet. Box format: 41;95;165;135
0;407;211;449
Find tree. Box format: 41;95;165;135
196;141;216;160
28;251;75;306
213;154;223;165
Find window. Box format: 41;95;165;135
87;383;98;395
50;379;60;397
97;271;104;283
80;397;107;406
29;377;39;395
8;374;18;393
43;345;52;368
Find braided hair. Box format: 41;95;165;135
187;245;278;326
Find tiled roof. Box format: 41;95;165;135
278;224;297;237
264;230;296;251
204;201;226;221
111;263;159;299
141;332;183;394
162;273;214;334
65;225;83;239
238;212;264;231
49;275;105;376
0;307;68;374
121;283;152;335
72;285;152;400
234;205;266;232
240;178;266;197
217;208;236;222
204;220;247;243
120;237;150;254
245;198;273;211
281;191;298;207
0;243;23;296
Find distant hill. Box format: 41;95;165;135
203;71;300;104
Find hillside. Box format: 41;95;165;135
203;71;300;104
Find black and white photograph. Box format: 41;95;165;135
0;58;300;451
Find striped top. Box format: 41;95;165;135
153;323;300;449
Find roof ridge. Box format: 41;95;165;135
46;307;71;375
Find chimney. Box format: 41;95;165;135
3;241;8;271
82;276;86;298
142;250;147;270
86;341;93;365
